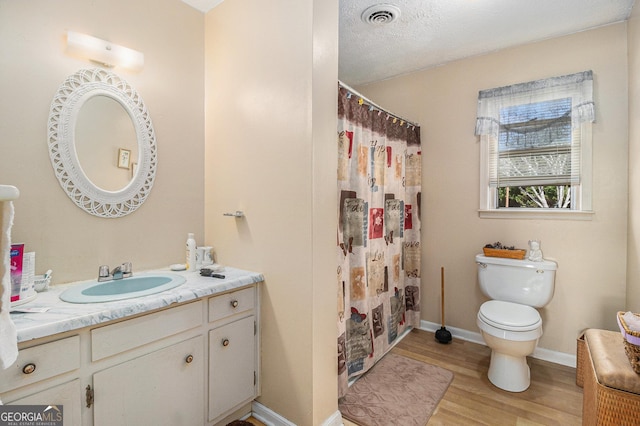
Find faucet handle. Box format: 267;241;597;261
98;265;110;278
122;262;132;275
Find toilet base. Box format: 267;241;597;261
478;329;538;393
488;350;531;392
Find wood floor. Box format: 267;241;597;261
344;328;583;426
245;329;582;426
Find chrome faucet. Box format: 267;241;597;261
98;262;132;282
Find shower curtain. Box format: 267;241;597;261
337;85;422;397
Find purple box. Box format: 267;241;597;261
10;243;24;302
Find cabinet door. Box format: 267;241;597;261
6;379;82;426
93;336;204;426
209;315;256;422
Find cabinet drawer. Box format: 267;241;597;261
0;335;80;393
92;300;203;361
208;287;255;323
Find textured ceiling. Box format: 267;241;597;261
340;0;635;86
181;0;636;87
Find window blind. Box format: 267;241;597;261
492;97;579;187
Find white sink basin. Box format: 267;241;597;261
59;273;186;303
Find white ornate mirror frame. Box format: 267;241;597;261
48;68;157;218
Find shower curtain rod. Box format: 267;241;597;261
338;80;420;128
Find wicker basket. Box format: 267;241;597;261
583;329;640;425
617;311;640;374
482;247;526;260
576;331;586;387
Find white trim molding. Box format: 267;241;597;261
251;401;296;426
478;209;594;221
321;410;345;426
420;320;577;368
251;402;344;426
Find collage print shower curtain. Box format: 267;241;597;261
337;86;422;397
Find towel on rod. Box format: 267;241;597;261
0;200;18;370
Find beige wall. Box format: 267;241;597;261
4;0;635;423
204;1;338;425
628;2;640;312
310;0;340;424
0;0;205;283
358;23;630;355
1;0;339;424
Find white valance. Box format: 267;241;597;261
475;70;595;137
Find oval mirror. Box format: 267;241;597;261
48;69;157;218
75;95;138;191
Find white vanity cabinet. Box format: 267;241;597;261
208;287;259;422
1;282;261;426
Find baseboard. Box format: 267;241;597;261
251;401;344;426
321;410;345;426
420;320;577;368
251;401;295;426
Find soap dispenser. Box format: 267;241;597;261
186;233;196;271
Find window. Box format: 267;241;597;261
475;71;595;218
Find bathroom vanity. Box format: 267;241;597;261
0;268;263;426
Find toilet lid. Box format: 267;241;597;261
479;300;541;332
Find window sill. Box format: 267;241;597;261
478;209;594;221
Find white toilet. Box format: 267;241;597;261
475;254;557;392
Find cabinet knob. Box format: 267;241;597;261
222;338;230;347
22;363;36;375
185;354;194;364
230;300;239;308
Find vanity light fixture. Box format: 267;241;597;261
66;31;144;71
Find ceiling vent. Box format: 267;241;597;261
361;4;401;25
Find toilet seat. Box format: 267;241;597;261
479;300;541;330
477;300;542;341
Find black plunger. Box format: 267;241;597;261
435;266;452;344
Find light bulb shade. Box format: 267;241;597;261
66;31;144;71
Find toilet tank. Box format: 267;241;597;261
476;254;557;308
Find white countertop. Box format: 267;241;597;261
9;267;264;343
